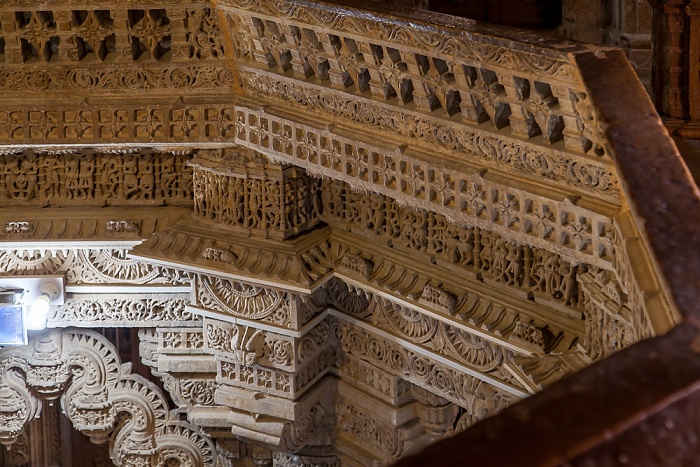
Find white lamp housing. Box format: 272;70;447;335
0;276;64;337
26;282;60;331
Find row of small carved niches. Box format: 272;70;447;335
0;103;236;144
0;150;193;206
0;7;224;64
190;148;323;240
224;2;608;159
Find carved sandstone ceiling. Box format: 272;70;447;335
0;1;677;466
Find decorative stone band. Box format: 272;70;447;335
331;317;522;409
0;151;194;207
0;101;237;147
236;69;619;203
234;104;617;270
0;64;234;94
0;329;217;466
49;294;196;328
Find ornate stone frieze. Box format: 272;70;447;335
49;294;194;327
195;275;296;328
0;102;236;147
0;150;193;206
369;296;508;373
0;6;231;91
236;71;618;200
0;247;188;285
0;65;234;93
191;147;322;239
0;329;217;466
220;0;615;162
235;105;616;269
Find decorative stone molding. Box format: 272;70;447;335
0;247;188;285
0;102;237;148
49;295;195;327
130;223;333;292
332;318;521;407
0;329;217;466
235;73;618;201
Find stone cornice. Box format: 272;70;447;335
129;222;334;292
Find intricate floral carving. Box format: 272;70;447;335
0;248;188;285
51;296;193;327
0;330;217;466
337;401;406;459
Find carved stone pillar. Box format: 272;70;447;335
650;0;700;136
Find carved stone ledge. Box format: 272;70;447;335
0;247;189;286
130;223;333;293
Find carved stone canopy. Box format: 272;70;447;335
0;0;682;465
